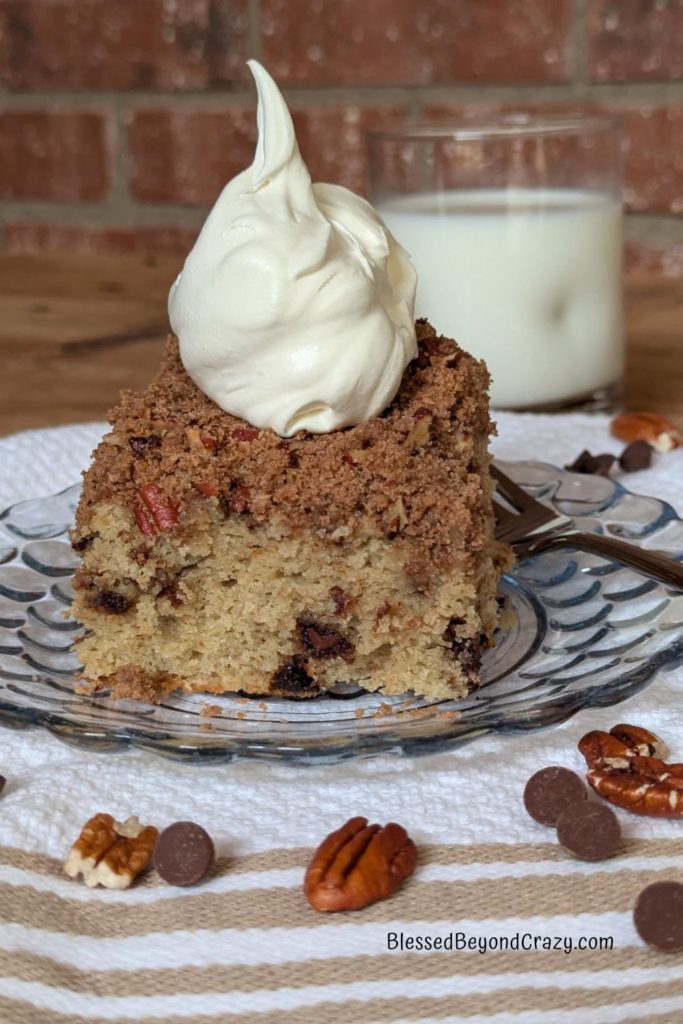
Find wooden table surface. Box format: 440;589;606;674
1;252;682;437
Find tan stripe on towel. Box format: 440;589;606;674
0;943;676;999
0;835;681;880
0;866;681;937
1;977;683;1024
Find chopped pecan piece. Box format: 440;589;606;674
578;724;683;817
186;427;217;451
134;502;157;538
330;585;354;615
136;483;179;535
194;480;219;498
404;416;431;449
304;816;417;912
64;813;158;889
232;427;260;442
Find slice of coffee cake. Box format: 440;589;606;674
71;320;509;703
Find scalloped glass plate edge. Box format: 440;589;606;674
0;460;681;765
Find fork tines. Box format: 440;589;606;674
491;464;561;544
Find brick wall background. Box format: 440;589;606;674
1;0;682;275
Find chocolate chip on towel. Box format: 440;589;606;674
634;881;683;953
523;767;587;826
556;801;620;862
153;821;215;886
565;451;616;477
619;440;653;472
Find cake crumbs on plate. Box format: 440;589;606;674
199;703;222;717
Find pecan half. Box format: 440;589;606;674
64;813;158;889
578;724;682;817
304;816;417;912
611;412;680;453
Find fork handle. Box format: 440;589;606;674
518;530;683;589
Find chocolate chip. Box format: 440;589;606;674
619;440;653;472
270;656;319;696
128;434;162;457
523;767;587;827
634;881;683;953
443;619;482;676
0;776;5;796
88;589;132;615
296;616;355;662
72;534;94;553
153;821;215;887
565;450;616;477
556;801;621;861
220;482;251;515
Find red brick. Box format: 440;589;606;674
128;104;407;203
293;107;406;196
0;111;110;201
617;106;683;214
127;108;257;204
0;0;249;91
5;223;198;255
423;102;683;215
261;0;572;85
588;0;683;82
625;240;683;278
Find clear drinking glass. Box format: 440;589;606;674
368;114;623;411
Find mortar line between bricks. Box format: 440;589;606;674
572;0;590;93
0;200;209;229
2;81;683;111
1;199;680;235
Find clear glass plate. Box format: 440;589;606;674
0;460;682;765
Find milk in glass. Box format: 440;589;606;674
377;188;623;409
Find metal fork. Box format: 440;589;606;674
491;464;683;590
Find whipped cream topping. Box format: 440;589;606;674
168;61;417;437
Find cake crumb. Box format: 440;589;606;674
200;703;222;717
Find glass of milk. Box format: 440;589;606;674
368;114;623;410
